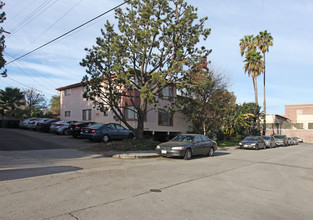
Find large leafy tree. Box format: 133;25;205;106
0;87;25;117
255;30;273;134
81;0;211;139
176;60;236;137
49;95;60;117
23;88;46;117
0;1;6;77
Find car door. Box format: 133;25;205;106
200;135;212;154
114;124;129;139
104;123;119;139
192;135;203;155
258;137;265;148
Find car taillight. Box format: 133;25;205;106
91;129;96;133
32;122;36;124
75;125;80;128
56;124;63;126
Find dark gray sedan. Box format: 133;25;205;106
239;136;265;150
155;134;217;160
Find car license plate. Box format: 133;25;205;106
161;150;167;154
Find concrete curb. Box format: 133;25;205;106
112;153;160;159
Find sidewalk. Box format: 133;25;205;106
109;146;238;159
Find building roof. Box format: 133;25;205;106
55;82;83;91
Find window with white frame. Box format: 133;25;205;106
158;109;173;126
65;89;71;96
82;109;91;121
65;111;71;117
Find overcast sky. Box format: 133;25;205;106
1;0;313;115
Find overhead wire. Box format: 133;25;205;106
8;0;59;37
5;0;40;26
4;51;63;88
5;0;129;66
12;0;84;57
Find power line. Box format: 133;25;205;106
8;0;59;37
6;1;129;66
4;51;63;87
12;0;84;57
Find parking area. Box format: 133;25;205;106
1;128;313;219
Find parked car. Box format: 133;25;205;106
292;137;303;143
291;137;299;145
34;118;50;131
19;118;37;129
38;119;60;132
273;135;288;146
80;123;135;142
69;122;96;138
50;120;74;134
26;118;48;130
55;120;79;135
155;134;217;160
239;136;266;150
261;135;277;148
288;137;295;145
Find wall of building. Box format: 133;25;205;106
59;85;193;136
266;129;313;143
285;104;313;122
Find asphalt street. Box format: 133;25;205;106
0;128;313;220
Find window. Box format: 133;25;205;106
161;86;173;99
194;135;202;142
82;109;91;121
125;106;138;120
115;124;126;130
65;111;71;117
297;110;302;115
158;109;173;126
65;89;71;96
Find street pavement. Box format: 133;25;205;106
1;128;313;220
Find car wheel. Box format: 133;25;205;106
102;134;110;143
62;129;69;135
128;133;135;139
208;147;214;157
184;149;192;160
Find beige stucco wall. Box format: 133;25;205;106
297;115;313;129
59;85;193;134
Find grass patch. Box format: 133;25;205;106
81;139;160;152
217;138;241;147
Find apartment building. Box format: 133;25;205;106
56;82;193;141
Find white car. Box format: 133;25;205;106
51;120;78;134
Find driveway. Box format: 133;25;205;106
1;129;313;220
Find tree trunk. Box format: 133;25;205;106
252;76;258;106
263;53;266;135
136;97;147;140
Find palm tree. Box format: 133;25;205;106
239;35;256;57
243;49;264;106
0;87;25;117
255;30;273;134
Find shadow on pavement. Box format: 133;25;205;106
0;166;82;181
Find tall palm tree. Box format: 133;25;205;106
255;30;273;134
243;49;264;106
239;35;255;57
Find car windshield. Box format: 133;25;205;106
171;135;194;143
244;136;258;141
262;136;270;140
274;136;284;140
